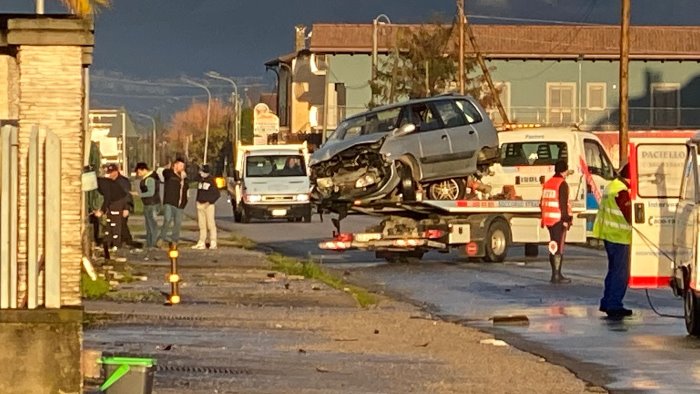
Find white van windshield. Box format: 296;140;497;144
246;155;306;177
500;142;568;167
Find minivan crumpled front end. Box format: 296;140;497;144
310;141;399;213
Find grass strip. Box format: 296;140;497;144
267;253;377;308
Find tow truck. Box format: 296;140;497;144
318;127;697;264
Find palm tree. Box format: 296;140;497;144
56;0;110;16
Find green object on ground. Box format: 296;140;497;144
99;356;156;393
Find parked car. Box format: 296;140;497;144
310;94;499;212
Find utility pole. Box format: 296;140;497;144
619;0;631;165
457;0;465;95
458;1;510;127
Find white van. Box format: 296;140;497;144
231;143;312;223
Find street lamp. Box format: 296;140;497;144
205;71;240;150
134;112;157;169
182;77;212;164
372;14;391;106
372;14;391;84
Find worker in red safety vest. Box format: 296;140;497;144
540;160;573;284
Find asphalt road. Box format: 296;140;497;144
191;195;700;393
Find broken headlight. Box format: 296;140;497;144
355;174;378;188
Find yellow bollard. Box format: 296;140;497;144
167;244;181;305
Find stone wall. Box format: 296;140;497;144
17;45;84;306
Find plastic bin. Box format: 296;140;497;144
99;356;156;394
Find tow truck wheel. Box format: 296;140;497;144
377;251;424;264
684;289;700;336
427;178;466;200
483;220;510;263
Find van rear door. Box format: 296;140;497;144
629;141;688;288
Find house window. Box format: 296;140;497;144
546;83;576;125
651;83;680;127
587;83;606;110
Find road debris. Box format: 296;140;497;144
491;315;530;326
479;339;509;347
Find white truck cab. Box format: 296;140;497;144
231;143;312;223
480;127;616;248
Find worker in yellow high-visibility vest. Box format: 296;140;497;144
593;163;633;318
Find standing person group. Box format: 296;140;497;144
93;158;219;257
540;159;634;319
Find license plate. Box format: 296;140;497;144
271;209;287;217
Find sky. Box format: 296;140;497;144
3;0;700;113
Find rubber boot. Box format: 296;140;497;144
550;254;571;284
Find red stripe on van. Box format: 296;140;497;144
628;276;671;289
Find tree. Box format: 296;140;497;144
369;21;500;109
57;0;110;16
164;100;230;165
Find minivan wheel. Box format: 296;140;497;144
398;164;417;201
427;178;466;200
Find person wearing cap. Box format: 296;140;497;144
593;163;633;318
135;162;161;250
540;159;573;284
98;163;130;259
159;157;188;246
192;164;220;250
108;164;141;251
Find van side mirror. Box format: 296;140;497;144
233;170;241;181
392;123;416;137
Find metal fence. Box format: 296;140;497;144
0;125;62;309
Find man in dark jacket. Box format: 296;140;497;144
135;162;161;250
108;164;141;250
97;164;130;260
193;164;220;249
159;157;188;246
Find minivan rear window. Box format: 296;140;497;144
500;142;568;167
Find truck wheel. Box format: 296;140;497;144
378;251;423;264
233;203;242;223
524;243;539;258
685;289;700;336
427;178;466;200
483;220;510;263
240;204;251;224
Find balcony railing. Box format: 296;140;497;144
489;106;700;130
307;105;700;133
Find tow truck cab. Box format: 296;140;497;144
480;128;617;246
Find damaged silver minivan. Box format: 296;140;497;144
310;95;499;211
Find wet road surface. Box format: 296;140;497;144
199;197;700;393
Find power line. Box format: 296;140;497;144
90;92;211;99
